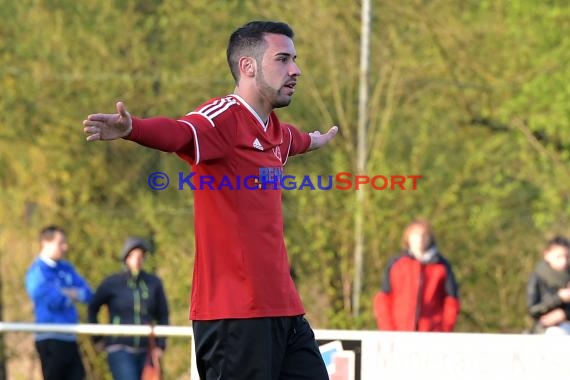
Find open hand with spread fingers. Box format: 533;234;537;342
83;101;133;141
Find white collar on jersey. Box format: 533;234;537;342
229;94;270;132
39;255;58;268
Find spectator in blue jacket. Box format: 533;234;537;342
25;225;93;380
88;236;169;380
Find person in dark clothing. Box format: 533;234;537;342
373;219;460;332
88;237;169;380
527;236;570;335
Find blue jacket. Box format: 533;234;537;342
25;257;93;341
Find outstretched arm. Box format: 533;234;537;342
308;126;338;151
83;102;198;154
83;101;133;141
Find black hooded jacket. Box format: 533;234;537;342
527;260;570;333
88;270;169;349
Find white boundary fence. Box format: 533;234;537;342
2;322;570;380
0;322;193;337
0;322;197;379
315;329;570;380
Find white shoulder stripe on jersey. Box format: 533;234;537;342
208;100;235;120
177;120;201;165
185;112;215;128
198;98;223;115
184;97;237;128
184;99;222;119
198;97;236;117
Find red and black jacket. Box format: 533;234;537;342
373;250;460;332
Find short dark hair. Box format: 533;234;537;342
226;21;294;83
546;235;570;251
40;225;65;242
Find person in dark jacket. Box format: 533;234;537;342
373;219;460;332
88;236;169;380
526;236;570;334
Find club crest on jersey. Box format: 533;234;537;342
253;138;264;151
272;147;282;161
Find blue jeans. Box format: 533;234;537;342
107;349;147;380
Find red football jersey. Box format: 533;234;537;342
128;94;310;320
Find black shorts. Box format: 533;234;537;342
193;315;328;380
35;339;85;380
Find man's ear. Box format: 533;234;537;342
239;57;256;78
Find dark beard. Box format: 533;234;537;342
257;71;292;109
273;96;292;108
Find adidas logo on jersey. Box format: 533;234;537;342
253;138;264;151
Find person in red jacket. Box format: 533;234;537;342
373;219;460;332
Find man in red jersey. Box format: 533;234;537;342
84;21;337;380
